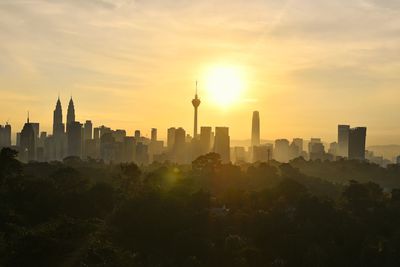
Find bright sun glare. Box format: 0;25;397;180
203;66;245;107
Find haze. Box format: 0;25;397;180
1;0;399;145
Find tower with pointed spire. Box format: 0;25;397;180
192;81;201;139
66;97;75;131
53;97;64;136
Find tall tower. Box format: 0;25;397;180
67;97;75;131
53;97;63;136
192;81;201;139
251;111;260;147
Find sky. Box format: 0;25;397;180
0;0;399;145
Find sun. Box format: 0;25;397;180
203;65;246;107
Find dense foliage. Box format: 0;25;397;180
1;148;400;266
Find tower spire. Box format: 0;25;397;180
192;81;201;138
27;111;30;123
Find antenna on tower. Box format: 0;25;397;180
195;80;198;96
27;111;30;123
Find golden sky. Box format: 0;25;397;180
0;0;400;145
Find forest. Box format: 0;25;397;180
1;147;400;266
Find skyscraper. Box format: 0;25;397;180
53;97;64;136
274;139;290;162
348;127;367;160
151;128;157;141
66;97;75;131
0;123;11;148
338;125;350;157
200;126;212;155
173;127;186;163
67;121;83;158
167;127;176;151
192;81;201;139
251;111;260;147
214;127;230;163
84;120;93;140
20;115;36;162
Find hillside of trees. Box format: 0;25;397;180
1;147;400;266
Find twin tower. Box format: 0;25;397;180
53;97;75;136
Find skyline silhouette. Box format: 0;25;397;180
1;1;400;145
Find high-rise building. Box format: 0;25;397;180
173;127;186;163
53;97;64;136
397;156;400;165
251;111;260;147
214;127;230;163
292;138;303;153
200;126;212;155
67;121;82;158
151;128;157;141
253;144;273;163
274;139;290;162
338;125;350;157
192;81;201;139
93;127;100;141
20;116;36;162
66;97;75;131
134;130;141;140
348;127;367;160
167;127;176;151
308;138;325;160
0;123;11;148
84;120;93;140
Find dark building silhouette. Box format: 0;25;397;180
200;126;212;155
20;115;36;162
173;127;186;163
66;97;75;132
51;97;66;160
167;127;176;151
192;81;201;139
0;123;11;148
84;120;93;140
251;111;260;147
348;127;367;160
151;128;157;142
67;121;82;158
134;130;141;140
214;127;230;163
53;97;64;136
338;125;350;157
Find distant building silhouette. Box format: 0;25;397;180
348;127;367;160
66;97;75;131
173;127;186;163
275;139;290;162
338;125;350;157
253;144;273;162
84;120;93;140
0;123;11;148
151;128;157;142
214;127;230;163
200;126;212;155
167;127;176;151
251;111;260;147
67;121;82;158
53;97;64;136
20;115;36;162
192;81;201;139
397;156;400;165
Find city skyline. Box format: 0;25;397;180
1;1;400;145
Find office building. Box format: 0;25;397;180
214;127;230;163
348;127;367;160
251;111;260;147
